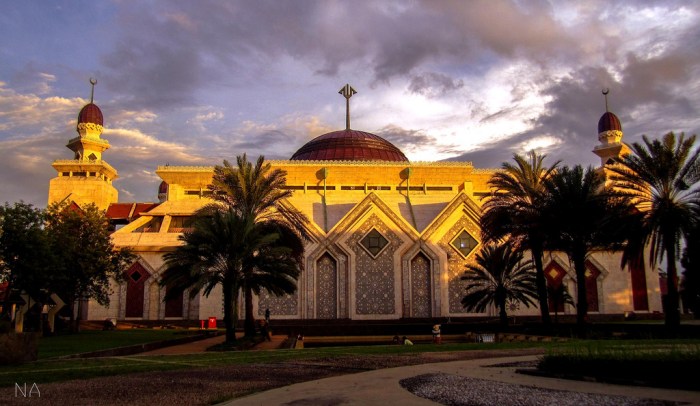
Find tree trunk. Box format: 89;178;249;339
573;247;588;337
74;298;82;333
665;239;681;329
244;286;256;337
222;278;237;343
498;302;508;327
531;244;551;325
67;297;76;334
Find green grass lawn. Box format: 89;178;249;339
38;329;198;359
4;337;699;390
539;340;700;390
2;341;547;387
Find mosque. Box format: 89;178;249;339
48;83;662;323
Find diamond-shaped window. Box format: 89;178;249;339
360;229;388;257
451;230;478;258
130;270;143;283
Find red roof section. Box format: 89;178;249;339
290;129;408;162
77;103;104;127
598;111;622;133
106;203;159;221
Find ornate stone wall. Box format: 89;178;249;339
439;217;480;313
410;253;431;317
349;214;401;315
258;291;298;316
316;253;338;318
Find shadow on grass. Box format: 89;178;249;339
536;342;700;391
207;335;264;352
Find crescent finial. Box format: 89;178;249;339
602;88;610;112
89;78;97;103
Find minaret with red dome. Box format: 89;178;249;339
48;79;118;210
592;89;631;167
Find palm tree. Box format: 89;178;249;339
461;242;539;326
240;221;304;337
161;207;303;343
481;151;560;325
161;208;255;343
542;165;631;332
607;132;700;328
208;154;309;337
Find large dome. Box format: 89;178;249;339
77;103;104;128
290;129;408;162
597;111;621;134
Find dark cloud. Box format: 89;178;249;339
376;125;441;153
97;0;582;108
101;40;203;108
408;72;464;98
207;128;300;161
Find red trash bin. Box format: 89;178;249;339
207;317;217;329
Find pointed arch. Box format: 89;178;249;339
584;257;608;313
123;259;154;318
409;252;432;317
316;252;338;319
544;255;574;313
401;240;441;318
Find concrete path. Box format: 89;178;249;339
221;355;700;406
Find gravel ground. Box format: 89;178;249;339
2;348;544;405
400;373;681;406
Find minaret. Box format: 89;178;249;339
592;89;630;167
48;79;118;210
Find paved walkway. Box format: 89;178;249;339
220;355;700;406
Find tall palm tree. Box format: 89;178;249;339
161;207;303;343
208;154;309;337
461;242;539;326
161;208;255;343
240;221;304;337
607;132;700;328
542;165;631;332
209;154;309;235
481;151;560;325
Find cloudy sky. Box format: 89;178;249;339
1;1;699;206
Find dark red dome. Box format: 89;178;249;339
158;181;168;195
77;103;103;127
290;129;408;162
598;111;621;133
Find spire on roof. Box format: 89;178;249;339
602;88;610;112
89;78;97;103
339;84;357;130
